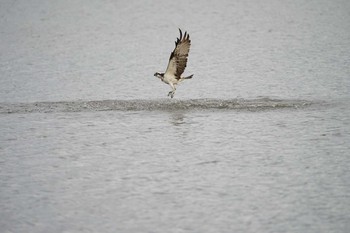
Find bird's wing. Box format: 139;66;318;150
165;29;191;79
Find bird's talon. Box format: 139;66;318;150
168;91;175;98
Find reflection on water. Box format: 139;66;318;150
169;111;186;126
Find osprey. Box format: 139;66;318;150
154;29;193;98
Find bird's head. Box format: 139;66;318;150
154;72;164;80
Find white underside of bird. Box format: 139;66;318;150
161;73;193;98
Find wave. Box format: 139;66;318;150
0;98;313;114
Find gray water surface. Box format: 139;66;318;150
1;0;350;232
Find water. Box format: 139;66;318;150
1;0;350;232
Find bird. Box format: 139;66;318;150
154;29;193;98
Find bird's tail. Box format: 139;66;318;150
183;74;193;79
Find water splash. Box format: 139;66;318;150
0;98;312;114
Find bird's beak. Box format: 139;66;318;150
154;73;157;76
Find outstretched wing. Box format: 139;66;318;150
165;29;191;79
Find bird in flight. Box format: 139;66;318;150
154;29;193;98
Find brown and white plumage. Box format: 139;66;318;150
154;29;193;98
